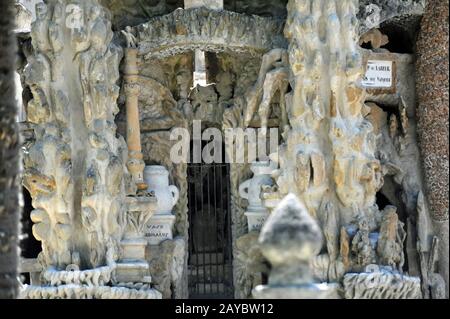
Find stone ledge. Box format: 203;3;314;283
19;284;162;299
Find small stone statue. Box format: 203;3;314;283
351;214;376;270
377;205;406;270
121;26;138;48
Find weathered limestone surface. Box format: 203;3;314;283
101;0;287;30
133;8;286;60
246;2;429;299
358;0;425;34
14;2;32;33
415;0;449;298
343;266;421;299
17;0;445;300
23;0;127;270
146;237;186;299
21;0;160;299
270;0;382;284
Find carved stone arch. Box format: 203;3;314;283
132;7;287;60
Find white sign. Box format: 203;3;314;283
362;60;393;88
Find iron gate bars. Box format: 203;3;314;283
187;163;234;299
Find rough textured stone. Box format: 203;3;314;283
234;231;267;299
15;0;446;300
133;7;286;60
416;0;449;298
358;0;425;35
101;0;287;30
146;237;186;299
343;266;422;299
416;0;449;223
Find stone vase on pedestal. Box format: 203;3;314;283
239;161;275;232
116;195;157;284
144;166;179;245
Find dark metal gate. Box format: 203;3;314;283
187;163;234;299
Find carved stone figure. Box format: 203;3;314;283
17;0;443;300
31;3;51;54
121;26;138;48
377;206;406;270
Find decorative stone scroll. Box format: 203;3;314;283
133;7;287;60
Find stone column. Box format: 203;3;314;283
124;48;147;191
416;0;449;298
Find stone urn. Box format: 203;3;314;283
239;161;275;232
144;165;179;215
239;161;275;213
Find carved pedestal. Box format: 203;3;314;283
145;214;176;245
116;195;156;283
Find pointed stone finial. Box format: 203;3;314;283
258;194;323;285
253;194;338;298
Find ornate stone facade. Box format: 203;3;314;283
11;0;447;299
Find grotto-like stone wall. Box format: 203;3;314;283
14;0;448;300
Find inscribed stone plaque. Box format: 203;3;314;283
362;60;393;88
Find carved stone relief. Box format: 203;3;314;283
18;0;443;300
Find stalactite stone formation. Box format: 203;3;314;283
279;0;401;285
23;0;127;270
